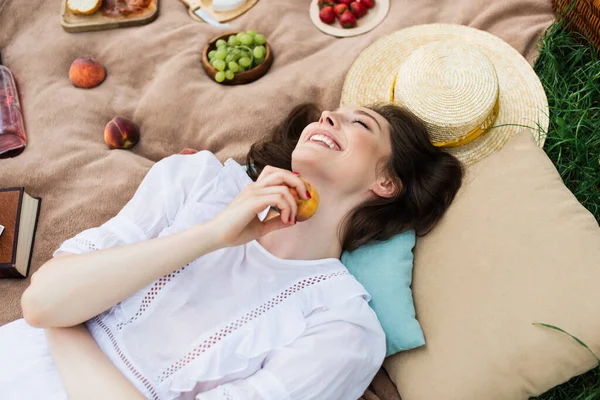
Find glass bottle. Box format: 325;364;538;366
0;52;27;159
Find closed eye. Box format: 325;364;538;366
353;119;369;129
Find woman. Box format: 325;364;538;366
0;103;462;400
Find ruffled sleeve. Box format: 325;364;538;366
53;151;223;257
196;296;386;400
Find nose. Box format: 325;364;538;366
319;110;339;129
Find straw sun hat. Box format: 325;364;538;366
341;24;549;166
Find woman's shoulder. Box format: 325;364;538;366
305;284;386;364
155;151;251;198
304;268;383;332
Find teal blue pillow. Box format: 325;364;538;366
341;230;425;356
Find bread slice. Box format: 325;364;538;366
68;0;103;15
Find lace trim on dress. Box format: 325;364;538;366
156;271;350;383
73;237;99;252
93;316;160;400
116;264;190;331
219;386;235;400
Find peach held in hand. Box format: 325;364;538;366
104;117;140;149
289;176;320;221
69;57;106;89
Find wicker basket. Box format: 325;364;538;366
552;0;600;51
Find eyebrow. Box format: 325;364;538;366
355;110;382;131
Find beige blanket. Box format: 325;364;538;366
0;0;553;398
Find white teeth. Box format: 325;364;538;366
310;134;337;150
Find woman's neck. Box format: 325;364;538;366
257;195;351;262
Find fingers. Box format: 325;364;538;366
256;186;298;223
255;168;310;200
251;191;297;225
279;205;293;225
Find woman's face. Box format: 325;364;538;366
292;106;396;199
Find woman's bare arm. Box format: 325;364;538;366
23;166;305;329
45;323;145;400
22;222;222;328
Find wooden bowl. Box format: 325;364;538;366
201;32;273;85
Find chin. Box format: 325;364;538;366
291;146;336;180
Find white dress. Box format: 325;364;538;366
0;151;386;400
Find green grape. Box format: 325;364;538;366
215;71;225;83
233;53;242;62
228;61;239;73
225;70;235;80
228;35;240;46
253;57;264;66
225;54;235;63
238;57;251;68
214;49;227;60
238;66;246;73
213;59;226;71
253;46;265;59
216;39;227;48
246;29;257;37
208;50;217;60
236;32;245;40
254;34;266;45
240;34;253;45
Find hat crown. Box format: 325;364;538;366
394;40;499;146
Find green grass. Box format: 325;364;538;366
533;18;600;221
528;13;600;400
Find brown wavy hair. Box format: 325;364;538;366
246;103;464;252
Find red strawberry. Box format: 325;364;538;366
360;0;375;8
317;0;333;10
319;6;336;24
339;9;357;28
334;3;347;16
339;0;352;5
350;1;368;18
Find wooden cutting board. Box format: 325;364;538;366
61;0;159;33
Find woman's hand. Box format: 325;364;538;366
208;166;310;248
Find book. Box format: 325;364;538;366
0;187;41;278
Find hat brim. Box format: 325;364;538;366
340;24;549;166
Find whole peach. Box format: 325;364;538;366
104;117;140;149
69;57;106;89
289;177;320;221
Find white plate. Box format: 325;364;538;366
309;0;390;38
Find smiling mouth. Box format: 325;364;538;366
307;131;342;151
